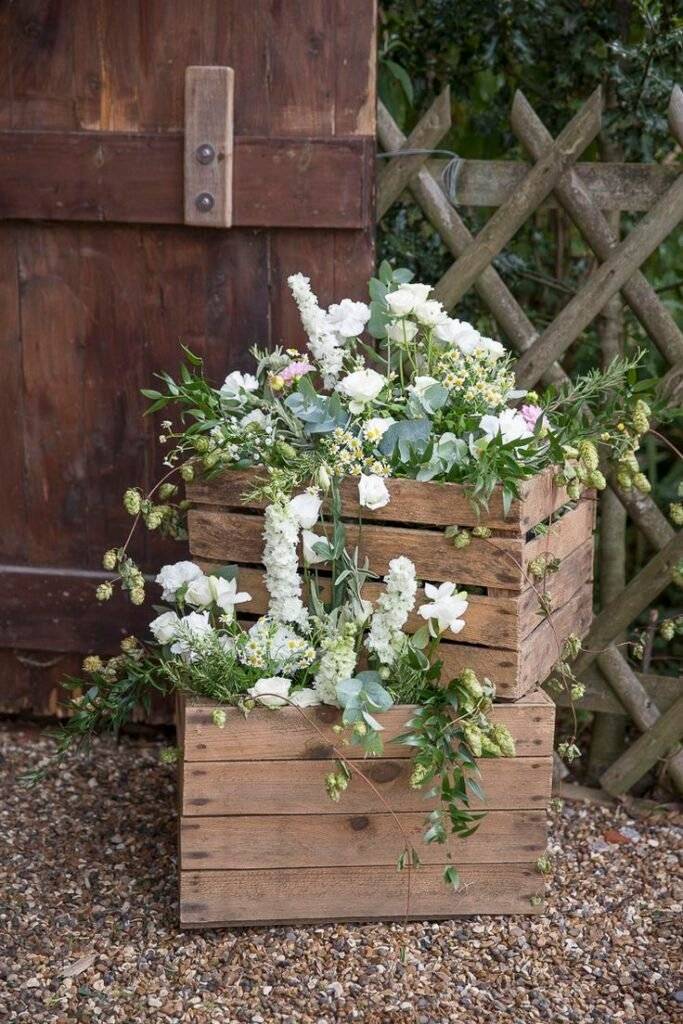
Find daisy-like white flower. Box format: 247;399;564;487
418;582;468;634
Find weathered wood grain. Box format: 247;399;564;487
186;466;568;532
518;537;594;639
180;862;544;924
600;694;683;797
181;692;555;762
180;809;547;869
181;756;553;816
523;498;595;573
188;508;526;589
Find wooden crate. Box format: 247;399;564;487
177;690;555;926
186;468;595;699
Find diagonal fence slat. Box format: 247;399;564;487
515;172;683;386
511;92;683;368
432;89;603;309
377;88;452;219
600;694;683;796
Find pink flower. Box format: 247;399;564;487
520;404;544;430
280;360;315;384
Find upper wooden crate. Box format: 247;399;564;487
186;468;595;699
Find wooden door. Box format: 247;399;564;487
0;1;376;717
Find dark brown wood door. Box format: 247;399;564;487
0;1;376;717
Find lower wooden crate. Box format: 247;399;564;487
177;692;554;926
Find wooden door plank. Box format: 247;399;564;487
180;809;547;869
180;862;543;924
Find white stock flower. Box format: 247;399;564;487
290;687;321;708
248;676;292;708
302;529;329;566
385;283;431;316
313;626;358;705
413;299;447;327
262;502;308;627
288;273;344;386
479;409;533;445
336;368;386;414
363;417;394;442
418;582;468;634
327;299;370;337
288;490;322;529
221;370;259;398
149;610;180;644
155;561;203;602
386;319;418;343
358;473;390;510
185;574;252;616
366;556;418;664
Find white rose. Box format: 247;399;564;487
155;561;203;602
358;473;390;510
413;299;446;327
149;610;180;644
386;319;418;342
302;529;329;565
418;582;469;634
363;417;394;442
248;676;292;708
336;368;386;414
221;370;259;398
288;490;322;529
386;281;432;315
327;298;370;338
479;409;532;445
185;574;251;616
290;687;321;708
434;318;481;353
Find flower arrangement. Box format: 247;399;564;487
30;263;657;889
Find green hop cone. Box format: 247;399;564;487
123;488;142;515
460;669;484;701
669;502;683;527
586;469;606;490
82;655;103;674
472;525;492;539
96;581;113;602
193;436;210;454
633;472;651;494
212;708;227;729
462;724;483;758
616;468;633;491
578;440;599;471
452;530;471;549
567;479;582;501
632;400;650;435
158;482;177;501
180;462;195;482
275;440;297;462
102;548;118;571
491;724;516;758
480;734;502;757
130;586;145;606
144;506;165;530
660;619;675;642
409;762;430;789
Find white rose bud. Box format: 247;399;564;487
358;473;390;510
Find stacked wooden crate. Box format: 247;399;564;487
177;469;594;925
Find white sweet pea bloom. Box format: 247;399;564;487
290;687;321;708
221;370;259;398
169;611;215;657
336;368;386;414
302;529;329;566
363;416;394;443
248;676;292;708
413;299;447;327
358;473;390;510
418;582;468;634
149;610;181;644
327;298;371;338
185;574;252;616
386;319;418;343
288;490;322;529
155;561;203;602
434;318;482;353
479;409;533;445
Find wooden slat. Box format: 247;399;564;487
181;692;555;762
183;66;234;228
427;158;681;212
0;131;370;229
180;862;544;924
180;809;547;869
181;756;553;816
188;509;526;589
518;537;593;639
186;466;569;532
522;498;595;573
518;582;594;695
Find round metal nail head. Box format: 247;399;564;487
195;192;215;213
195;143;215;165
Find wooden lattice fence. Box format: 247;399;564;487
377;85;683;800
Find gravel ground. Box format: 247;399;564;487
1;721;681;1024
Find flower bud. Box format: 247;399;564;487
102;549;118;571
318;465;331;492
